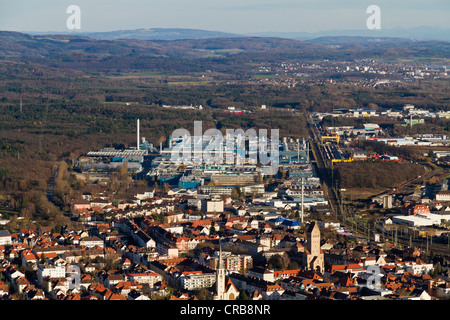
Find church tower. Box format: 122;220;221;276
307;221;321;256
215;239;226;300
304;221;324;273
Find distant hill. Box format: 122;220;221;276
248;26;450;42
28;28;240;41
1;30;449;74
305;36;415;45
0;31;323;58
22;26;450;43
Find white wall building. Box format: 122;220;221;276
392;213;450;227
126;271;162;287
0;230;12;245
37;263;66;285
404;262;433;275
201;199;224;213
178;272;216;291
436;191;450;202
80;236;104;248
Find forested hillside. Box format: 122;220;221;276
335;161;426;189
0;30;448;230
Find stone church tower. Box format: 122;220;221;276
215;239;226;300
213;239;239;300
303;221;324;273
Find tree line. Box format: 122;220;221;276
335;161;426;190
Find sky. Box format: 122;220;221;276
0;0;449;34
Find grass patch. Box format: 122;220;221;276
342;188;386;201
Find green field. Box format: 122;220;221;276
119;71;167;77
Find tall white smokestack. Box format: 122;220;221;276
137;119;140;150
301;177;304;224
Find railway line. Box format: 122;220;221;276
304;113;450;258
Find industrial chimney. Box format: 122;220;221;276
137;119;140;150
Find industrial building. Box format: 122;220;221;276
79;119;149;174
392;213;450;227
210;172;259;186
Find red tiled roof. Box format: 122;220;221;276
274;269;300;277
182;271;202;275
105;291;127;300
330;264;365;273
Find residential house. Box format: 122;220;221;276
103;273;126;289
80;236;104;249
15;277;30;293
261;283;285;300
436;191;450;202
72;199;92;212
248;267;275;282
328;264;366;277
273;269;300;281
21;250;38;268
90;198;112;209
0;230;12;246
104;290;127;300
133;230;156;248
126;271;162;288
114;281;142;296
0;281;9;298
27;288;46;300
128;290;150;300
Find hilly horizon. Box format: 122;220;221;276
21;26;450;43
1;29;449;76
0;30;325;59
248;26;450;42
38;28;240;41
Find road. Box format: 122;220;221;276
46;163;59;202
134;155;156;182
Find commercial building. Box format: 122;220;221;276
79;147;145;174
211;173;258;186
392;213;450;227
178;175;204;189
86;148;146;162
200;184;265;196
200;185;234;196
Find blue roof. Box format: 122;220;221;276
0;230;11;237
268;216;300;227
281;219;300;227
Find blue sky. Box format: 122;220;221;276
0;0;449;33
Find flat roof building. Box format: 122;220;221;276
392;213;450;227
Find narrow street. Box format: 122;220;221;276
46;163;59;202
